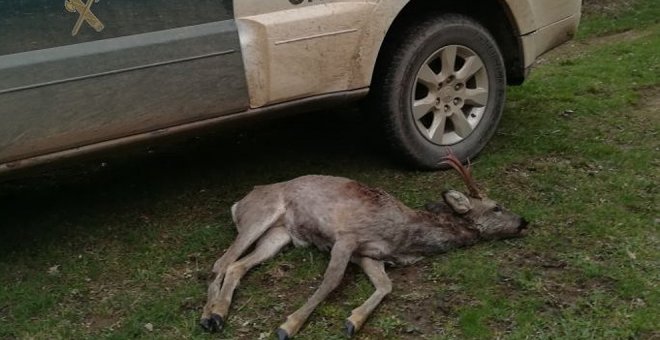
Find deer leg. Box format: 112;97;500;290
275;240;356;340
202;205;285;323
345;257;391;337
212;204;285;275
200;227;291;332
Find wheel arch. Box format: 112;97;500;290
371;0;527;86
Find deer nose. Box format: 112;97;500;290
518;218;529;230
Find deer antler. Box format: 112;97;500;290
441;152;483;199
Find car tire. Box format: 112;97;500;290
370;14;506;169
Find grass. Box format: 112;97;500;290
1;1;659;339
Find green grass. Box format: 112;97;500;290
1;2;659;339
578;0;659;38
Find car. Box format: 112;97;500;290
0;0;582;174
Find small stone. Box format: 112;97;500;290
144;323;154;332
405;326;421;334
632;298;646;308
560;109;575;118
47;265;60;276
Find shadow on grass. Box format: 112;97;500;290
0;107;394;257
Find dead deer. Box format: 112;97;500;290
200;154;528;339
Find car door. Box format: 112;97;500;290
0;0;249;164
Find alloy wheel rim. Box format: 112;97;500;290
410;45;489;145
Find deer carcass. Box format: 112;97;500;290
200;155;528;339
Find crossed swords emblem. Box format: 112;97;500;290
65;0;105;36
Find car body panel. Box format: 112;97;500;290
498;0;535;36
235;0;392;108
0;0;249;164
528;0;583;29
0;0;235;54
0;88;369;174
499;0;580;35
521;12;581;67
504;0;581;67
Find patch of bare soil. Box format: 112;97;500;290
537;0;657;64
222;261;327;339
637;86;660;110
582;0;638;17
356;261;477;339
499;248;618;313
390;264;455;334
538;28;653;64
84;313;121;332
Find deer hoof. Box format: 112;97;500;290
199;313;224;332
275;328;290;340
345;320;356;338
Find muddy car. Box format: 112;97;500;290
0;0;581;174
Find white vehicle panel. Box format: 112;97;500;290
529;0;582;28
235;0;405;108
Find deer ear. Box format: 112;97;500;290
442;190;472;214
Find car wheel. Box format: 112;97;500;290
370;14;506;169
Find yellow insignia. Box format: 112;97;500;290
65;0;105;36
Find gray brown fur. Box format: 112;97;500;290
201;174;528;339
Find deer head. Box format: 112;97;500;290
425;153;529;240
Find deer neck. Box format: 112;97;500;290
401;211;480;255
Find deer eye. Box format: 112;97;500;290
492;206;502;212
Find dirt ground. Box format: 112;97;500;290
582;0;638;16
